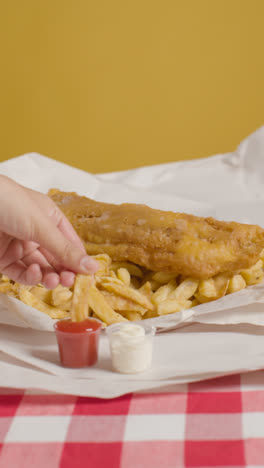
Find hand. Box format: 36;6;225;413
0;175;98;288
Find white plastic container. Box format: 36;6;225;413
106;322;155;374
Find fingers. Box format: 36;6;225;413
0;235;44;285
32;218;98;274
59;271;75;287
41;272;60;289
0;186;98;285
3;238;75;288
2;259;62;288
21;246;74;288
0;237;76;288
0;186;98;275
0;238;58;287
26;189;86;252
38;247;66;273
25;195;99;275
0;238;24;271
22;249;58;288
0;238;52;275
25;264;42;285
22;247;52;270
3;262;42;286
56;213;86;252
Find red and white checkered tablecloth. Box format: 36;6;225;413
1;371;264;468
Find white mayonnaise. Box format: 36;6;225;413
107;323;155;374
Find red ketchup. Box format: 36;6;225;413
54;318;102;368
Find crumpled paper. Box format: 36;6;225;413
1;322;264;398
1;126;264;396
1;126;264;332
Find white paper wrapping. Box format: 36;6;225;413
1;126;264;397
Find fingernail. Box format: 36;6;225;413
80;256;99;273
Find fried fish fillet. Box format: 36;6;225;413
49;189;264;279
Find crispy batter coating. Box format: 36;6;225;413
49;189;264;279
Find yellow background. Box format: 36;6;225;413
0;1;263;173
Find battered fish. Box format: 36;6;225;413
49;189;264;279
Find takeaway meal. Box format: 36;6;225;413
1;189;264;326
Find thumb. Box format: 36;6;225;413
30;215;99;275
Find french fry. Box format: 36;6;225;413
93;253;112;266
93;253;111;277
240;260;264;285
197;278;216;299
121;310;142;321
169;278;199;301
92;313;107;327
117;268;131;286
71;274;93;322
101;281;154;310
58;299;72;311
148;279;161;292
151;272;177;284
152;280;176;306
143;309;159;319
194;291;212;304
0;275;9;283
196;274;229;302
4;291;17;298
1;252;264;326
158;298;192;315
14;282;32;293
19;289;69;319
191;298;200;307
51;285;72;307
138;281;153;300
227;274;246;294
99;275;124;286
87;285;127;325
30;286;52;304
0;282;16;295
111;262;143;277
101;291;147;315
213;273;230;297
